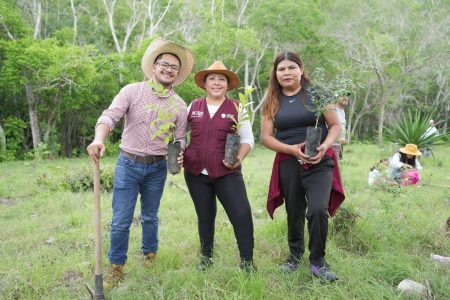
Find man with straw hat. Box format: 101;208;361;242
87;38;194;286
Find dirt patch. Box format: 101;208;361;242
62;269;83;286
132;215;141;227
0;198;14;206
0;195;33;206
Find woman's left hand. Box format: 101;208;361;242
308;144;327;164
223;156;241;169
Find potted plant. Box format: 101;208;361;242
147;80;182;175
305;68;347;157
224;86;254;165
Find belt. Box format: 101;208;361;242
120;149;166;164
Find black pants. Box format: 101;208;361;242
184;170;254;261
279;156;334;266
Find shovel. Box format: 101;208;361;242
86;161;105;299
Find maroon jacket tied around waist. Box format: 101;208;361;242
184;97;240;178
267;148;345;219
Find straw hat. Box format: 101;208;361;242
194;61;240;91
141;39;194;86
399;144;422;156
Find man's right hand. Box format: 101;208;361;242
87;141;105;163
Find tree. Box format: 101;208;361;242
323;0;450;144
0;37;99;152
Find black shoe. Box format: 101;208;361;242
197;256;213;271
280;255;300;272
240;259;257;274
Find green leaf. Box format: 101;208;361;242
239;93;246;104
228;115;238;125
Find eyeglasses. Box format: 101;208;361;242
155;61;180;72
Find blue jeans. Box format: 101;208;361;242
108;153;167;264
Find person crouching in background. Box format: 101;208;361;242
389;144;422;186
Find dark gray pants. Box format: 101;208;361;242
279;156;334;266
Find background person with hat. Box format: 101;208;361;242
182;61;256;272
389;144;423;185
86;38;194;286
422;119;439;158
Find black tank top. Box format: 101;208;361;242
274;88;328;145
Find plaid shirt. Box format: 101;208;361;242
96;81;187;156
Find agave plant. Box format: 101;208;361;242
384;110;445;150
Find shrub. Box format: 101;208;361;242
37;165;115;193
2;116;27;160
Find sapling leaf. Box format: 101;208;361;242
239;93;246;104
229;115;238;124
227;86;255;134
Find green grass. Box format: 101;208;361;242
0;144;449;299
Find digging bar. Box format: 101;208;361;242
86;161;105;299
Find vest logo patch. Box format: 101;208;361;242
221;113;234;119
191;111;203;118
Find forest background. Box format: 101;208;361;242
0;0;449;160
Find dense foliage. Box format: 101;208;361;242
0;0;448;160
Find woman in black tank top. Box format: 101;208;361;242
260;51;342;282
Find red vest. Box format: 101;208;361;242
184;97;240;178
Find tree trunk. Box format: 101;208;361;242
236;0;250;28
444;100;449;134
147;0;172;37
375;68;385;146
25;82;40;149
348;83;373;142
1;22;15;40
210;0;216;24
103;0;143;83
70;0;78;44
32;0;42;39
0;122;6;153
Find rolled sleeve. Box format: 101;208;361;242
238;118;254;148
96;85;132;131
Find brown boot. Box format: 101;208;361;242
144;252;157;267
104;264;124;289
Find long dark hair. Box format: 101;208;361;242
399;152;416;168
261;51;310;121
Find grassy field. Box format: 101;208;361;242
0;143;449;299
